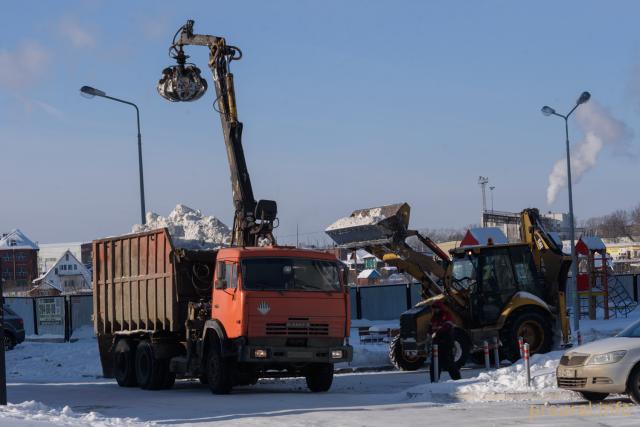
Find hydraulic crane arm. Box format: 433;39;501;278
161;20;277;247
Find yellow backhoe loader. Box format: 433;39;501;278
326;203;571;370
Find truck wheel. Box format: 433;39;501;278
389;335;426;371
113;339;137;387
579;391;609;402
305;363;334;392
135;340;165;390
160;359;176;389
500;309;552;362
205;343;233;394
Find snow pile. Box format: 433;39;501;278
133;204;231;250
326;207;384;231
7;334;102;382
0;401;149;426
455;351;569;401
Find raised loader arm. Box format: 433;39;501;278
158;20;277;247
325;203;449;297
520;208;572;345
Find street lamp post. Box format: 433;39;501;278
541;91;591;335
490;186;495;212
80;86;147;225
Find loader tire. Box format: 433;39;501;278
205;341;233;394
113;339;137;387
305;363;334;392
389;335;426;371
451;328;471;370
135;340;165;390
500;309;552;362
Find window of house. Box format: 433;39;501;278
65;254;69;261
74;265;77;270
9;240;16;246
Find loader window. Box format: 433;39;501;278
242;258;340;292
452;258;477;291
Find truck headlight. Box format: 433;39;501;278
331;350;343;359
587;350;626;365
253;349;268;359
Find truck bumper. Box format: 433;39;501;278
239;344;353;364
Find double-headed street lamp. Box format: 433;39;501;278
541;91;591;335
80;85;147;225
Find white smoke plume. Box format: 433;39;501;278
546;101;633;204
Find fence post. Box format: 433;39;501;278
634;274;638;302
64;297;71;342
405;283;412;309
576;330;582;346
524;342;531;387
483;340;490;370
432;344;439;383
355;286;362;320
32;297;39;336
493;336;500;369
518;336;524;359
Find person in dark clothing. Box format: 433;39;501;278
429;301;461;382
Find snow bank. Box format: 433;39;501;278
0;401;149;426
132;204;231;250
7;335;102;382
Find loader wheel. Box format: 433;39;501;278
501;309;552;362
305;363;334;392
135;340;165;390
452;328;471;370
205;341;233;394
389;335;426;371
113;339;137;387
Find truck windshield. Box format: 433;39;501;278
241;258;341;292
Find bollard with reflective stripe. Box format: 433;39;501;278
483;340;490;370
432;344;439;383
518;336;524;359
524;342;531;387
493;336;500;369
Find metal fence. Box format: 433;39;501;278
350;273;640;321
4;295;93;339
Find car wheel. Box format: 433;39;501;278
3;332;16;351
627;365;640;405
579;391;609;402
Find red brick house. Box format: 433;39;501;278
0;229;39;296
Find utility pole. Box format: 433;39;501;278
478;176;489;226
296;224;299;248
490;186;495;212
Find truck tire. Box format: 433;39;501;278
113;339;137;387
135;340;165;390
160;359;176;389
389;335;426;371
305;363;334;392
500;309;552;362
205;342;233;394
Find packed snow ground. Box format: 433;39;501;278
132;204;231;250
3;312;640;425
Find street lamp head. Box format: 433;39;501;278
80;85;106;98
576;91;591;105
541;105;555;116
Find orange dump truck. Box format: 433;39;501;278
93;228;352;394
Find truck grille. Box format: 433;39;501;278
557;377;587;388
559;355;588;366
266;318;329;336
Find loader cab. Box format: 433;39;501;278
449;244;544;326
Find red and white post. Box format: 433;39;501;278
523;342;531;387
432;344;439;383
493;336;500;369
483;340;490;370
518;336;524;359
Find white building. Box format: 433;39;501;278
31;250;92;296
38;242;90;274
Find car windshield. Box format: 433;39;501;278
616;320;640;337
242;258;341;292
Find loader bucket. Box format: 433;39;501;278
325;203;411;247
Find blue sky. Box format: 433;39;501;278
1;0;639;245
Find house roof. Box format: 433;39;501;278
357;269;381;279
460;227;508;247
577;236;606;252
33;249;92;290
346;249;379;264
0;229;39;250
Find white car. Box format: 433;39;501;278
557;319;640;403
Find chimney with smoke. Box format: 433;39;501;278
546;101;633;205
